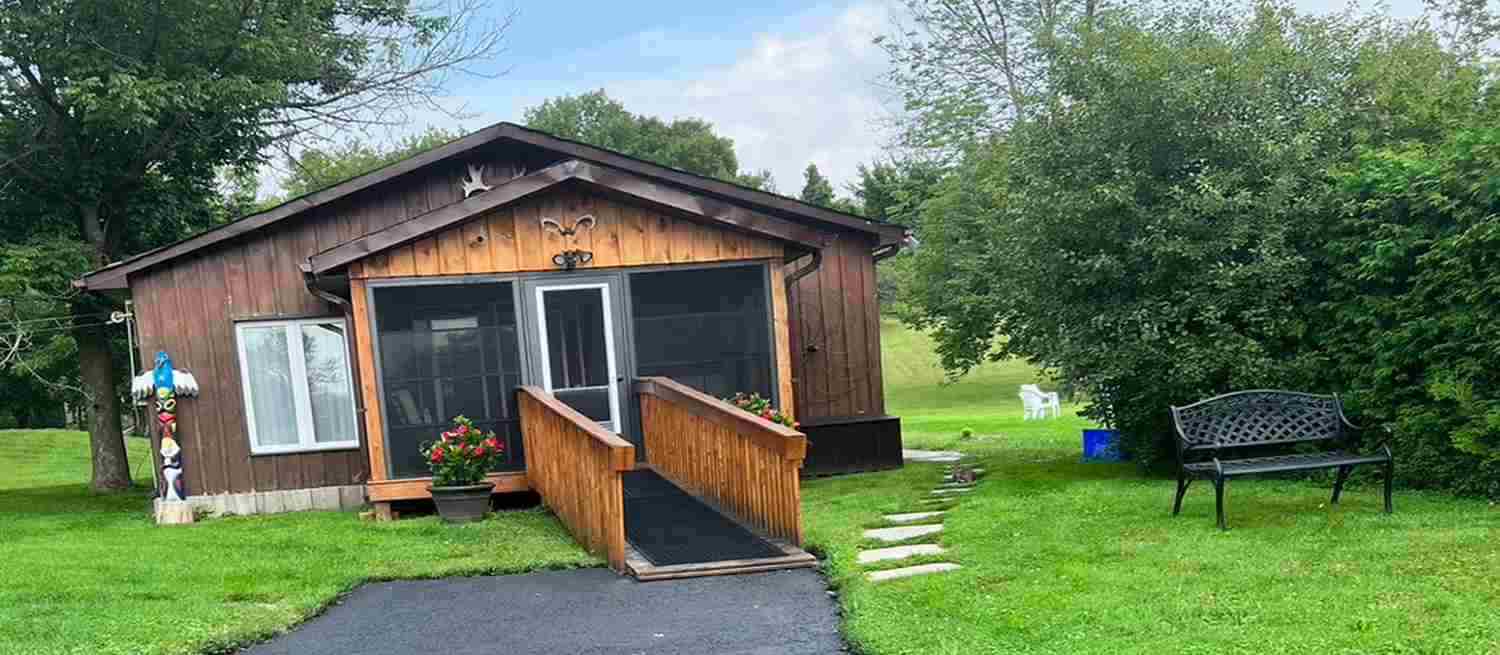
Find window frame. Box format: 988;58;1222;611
235;317;361;455
367;277;529;479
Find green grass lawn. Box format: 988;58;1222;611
8;321;1500;654
802;321;1500;655
0;430;596;655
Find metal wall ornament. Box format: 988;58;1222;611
131;352;199;502
540;214;596;237
461;163;492;198
541;214;597;269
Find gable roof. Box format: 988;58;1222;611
307;159;828;275
79;122;906;291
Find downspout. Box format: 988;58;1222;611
301;261;371;477
785;249;822;289
300;261;350;308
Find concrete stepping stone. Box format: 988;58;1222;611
930;487;973;496
884;511;945;524
936;481;976;489
863;524;943;542
919;497;957;505
904;449;963;463
867;562;962;582
857;544;946;564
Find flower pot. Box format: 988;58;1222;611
428;482;495;523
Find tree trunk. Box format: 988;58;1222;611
75;299;131;492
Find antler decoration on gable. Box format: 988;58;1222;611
541;214;598;270
540;214;596;237
461;163;491;198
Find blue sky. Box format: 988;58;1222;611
349;0;1431;195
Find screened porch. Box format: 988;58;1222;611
359;262;789;491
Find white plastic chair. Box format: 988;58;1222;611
1019;388;1047;420
1019;385;1061;419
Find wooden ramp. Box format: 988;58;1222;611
627;540;817;581
520;378;813;581
621;469;816;581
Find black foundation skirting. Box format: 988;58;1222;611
800;415;903;478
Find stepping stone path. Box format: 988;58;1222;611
857;544;947;564
867;563;962;582
884;511;945;524
864;524;944;542
856;457;985;583
903;449;964;463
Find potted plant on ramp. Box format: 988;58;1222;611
422;416;504;523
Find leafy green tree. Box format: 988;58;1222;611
279;128;462;199
524;90;774;189
877;0;1101;153
894;1;1494;468
853;159;945;309
0;0;505;491
1315;128;1500;497
799;164;836;208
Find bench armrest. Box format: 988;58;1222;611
1339;416;1394;455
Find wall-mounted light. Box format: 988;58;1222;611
552;249;593;270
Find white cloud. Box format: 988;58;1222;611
602;3;897;194
261;4;899;198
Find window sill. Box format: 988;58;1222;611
249;442;361;457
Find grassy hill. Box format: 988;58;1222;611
880;319;1089;449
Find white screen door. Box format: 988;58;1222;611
533;282;622;432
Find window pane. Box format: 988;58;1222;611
543;288;609;390
374;282;523;479
302;323;356;444
630;265;773;401
242;326;299;447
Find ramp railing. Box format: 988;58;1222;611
635;377;807;545
517;386;635;571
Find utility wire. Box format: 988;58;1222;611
0;320;116;338
0;313;111;327
0;313;108;325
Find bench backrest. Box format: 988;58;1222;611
1171;390;1343;453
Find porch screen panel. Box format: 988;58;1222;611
373;283;524;479
629;265;774;401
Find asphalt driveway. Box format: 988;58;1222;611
241;568;846;655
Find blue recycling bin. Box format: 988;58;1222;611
1082;429;1125;462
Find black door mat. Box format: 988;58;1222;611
622;470;785;567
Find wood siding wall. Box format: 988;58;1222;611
129;148;525;495
127;140;886;496
518;387;635;571
786;233;887;421
346;187;784;280
636;377;806;545
343;187;799;489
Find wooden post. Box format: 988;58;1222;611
373;501;396;521
154;499;195;525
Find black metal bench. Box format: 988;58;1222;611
1170;390;1393;529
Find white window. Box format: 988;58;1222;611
235;318;359;454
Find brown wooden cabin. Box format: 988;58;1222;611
79;123;906;575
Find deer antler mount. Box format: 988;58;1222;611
461;163;492;198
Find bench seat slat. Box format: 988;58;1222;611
1184;451;1388;476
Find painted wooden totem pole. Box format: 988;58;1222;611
132;352;198;522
